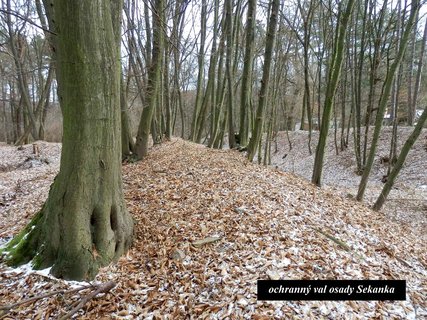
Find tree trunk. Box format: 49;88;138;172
6;0;42;143
362;0;388;167
208;18;227;148
299;0;315;155
225;0;236;149
190;0;207;141
16;62;54;145
38;78;51;141
410;18;427;125
406;10;418;126
164;40;172;140
356;0;420;201
387;12;405;175
247;0;280;161
121;74;135;158
239;0;256;147
311;0;355;186
373;104;427;211
353;0;369;173
134;0;165;159
196;0;221;143
144;0;152;68
2;0;133;281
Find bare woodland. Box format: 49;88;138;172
0;0;426;318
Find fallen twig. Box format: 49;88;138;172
0;284;93;319
59;281;116;320
312;227;366;261
192;237;222;248
312;227;351;251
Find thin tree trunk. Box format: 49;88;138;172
190;0;207;141
373;104;427;210
239;0;256;147
410;18;427;125
225;0;236;149
6;0;39;142
298;0;315;155
353;0;369;172
312;0;355;186
196;0;221;143
247;0;280;161
121;74;135;158
356;0;420;201
134;0;165;159
406;10;418;125
362;0;388;167
208;18;227;148
164;41;172;140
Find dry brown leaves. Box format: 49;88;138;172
0;138;426;319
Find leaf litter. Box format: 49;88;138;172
0;138;426;319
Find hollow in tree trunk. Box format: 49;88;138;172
1;0;134;281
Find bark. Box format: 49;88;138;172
340;53;349;151
2;0;133;281
1;83;9;143
38;73;53;140
225;0;236;149
362;0;388;167
171;0;187;138
247;0;279;161
196;0;221;143
208;16;227;148
144;0;152;67
410;18;427;125
239;0;256;148
164;42;172;140
387;12;404;174
299;0;315;155
406;10;418;125
311;0;355;186
9;81;20;141
134;0;165;159
353;0;369;173
190;0;207;141
121;74;135;158
15;63;54;145
373;104;427;211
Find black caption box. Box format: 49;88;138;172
257;280;406;301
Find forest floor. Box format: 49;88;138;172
270;126;427;234
0;135;426;319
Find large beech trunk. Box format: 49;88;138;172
2;0;133;280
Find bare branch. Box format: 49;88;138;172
0;8;56;35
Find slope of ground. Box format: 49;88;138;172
0;138;426;319
271;127;427;233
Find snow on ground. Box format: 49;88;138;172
0;137;426;319
0;141;61;238
270;126;427;234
